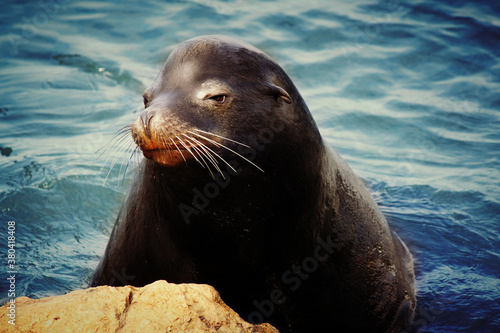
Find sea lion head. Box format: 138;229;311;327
131;35;318;174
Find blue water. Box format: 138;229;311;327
1;0;499;332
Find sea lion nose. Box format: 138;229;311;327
140;109;155;130
139;109;155;138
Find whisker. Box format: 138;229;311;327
108;134;134;169
197;143;226;179
117;140;136;184
176;135;202;167
185;135;234;176
161;137;173;160
95;125;132;157
184;136;215;178
90;129;131;174
98;132;131;174
134;144;142;166
104;135;134;185
184;135;224;177
197;141;236;174
121;145;139;183
171;138;187;163
191;145;213;177
190;132;264;172
192;129;250;148
184;134;219;167
94;134;129;176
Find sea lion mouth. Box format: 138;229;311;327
139;138;209;167
141;146;192;167
134;127;264;175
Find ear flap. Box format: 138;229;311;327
268;83;292;104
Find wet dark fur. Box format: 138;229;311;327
91;36;415;332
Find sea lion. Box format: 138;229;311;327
91;35;416;332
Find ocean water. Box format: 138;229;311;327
1;0;499;332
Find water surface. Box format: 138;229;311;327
1;0;499;332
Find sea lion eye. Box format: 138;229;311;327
143;96;149;108
209;95;227;103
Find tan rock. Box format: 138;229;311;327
0;280;279;333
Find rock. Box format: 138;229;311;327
0;280;279;332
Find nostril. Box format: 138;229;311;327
139;110;155;139
140;110;154;128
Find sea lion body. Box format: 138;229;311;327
91;36;415;332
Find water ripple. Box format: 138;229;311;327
0;0;499;331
